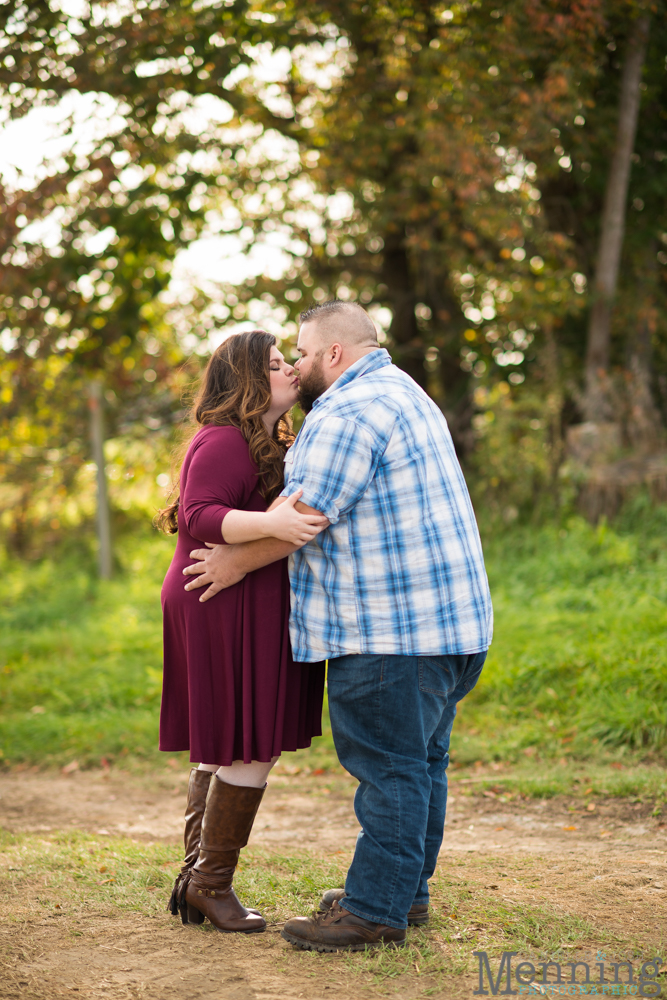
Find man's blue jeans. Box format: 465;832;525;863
327;651;486;930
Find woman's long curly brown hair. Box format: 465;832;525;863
155;330;294;534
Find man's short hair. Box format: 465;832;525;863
299;300;378;348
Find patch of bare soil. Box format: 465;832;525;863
1;770;666;1000
3;768;666;856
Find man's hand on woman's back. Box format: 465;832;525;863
183;543;248;602
183;495;328;602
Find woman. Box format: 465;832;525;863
157;330;327;934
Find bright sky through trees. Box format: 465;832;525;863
0;92;296;336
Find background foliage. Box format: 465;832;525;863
1;511;666;773
1;0;666;547
0;2;666;772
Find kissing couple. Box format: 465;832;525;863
157;299;493;951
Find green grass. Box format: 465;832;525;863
0;828;612;992
0;827;348;923
459;508;667;767
1;508;666;782
442;761;667;802
0;533;176;769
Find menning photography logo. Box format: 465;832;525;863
473;951;663;997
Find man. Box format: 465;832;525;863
183;300;493;951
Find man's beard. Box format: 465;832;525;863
297;357;328;414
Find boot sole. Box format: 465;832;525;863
215;925;266;934
281;930;406;952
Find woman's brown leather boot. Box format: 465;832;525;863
168;768;213;924
184;776;266;933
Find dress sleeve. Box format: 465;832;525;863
182;427;258;544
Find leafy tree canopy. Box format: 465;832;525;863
1;0;666;545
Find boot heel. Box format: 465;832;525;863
184;903;205;925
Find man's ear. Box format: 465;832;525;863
328;342;344;367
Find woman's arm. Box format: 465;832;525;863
221;489;328;546
182;427;255;544
184;499;325;602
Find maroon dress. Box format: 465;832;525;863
159;424;325;764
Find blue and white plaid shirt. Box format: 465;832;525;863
281;349;493;662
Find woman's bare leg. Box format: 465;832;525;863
215;757;280;788
198;758;279;787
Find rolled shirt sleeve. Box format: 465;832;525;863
281;416;379;523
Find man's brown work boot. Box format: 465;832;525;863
318;887;429;926
281;901;407;952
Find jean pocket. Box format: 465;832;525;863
461;651;486;695
418;657;454;697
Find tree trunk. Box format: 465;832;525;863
626;242;662;453
431;282;474;457
381;238;427;389
88;380;112;579
583;14;650;421
380;237;476;455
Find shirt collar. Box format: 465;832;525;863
311;348;392;411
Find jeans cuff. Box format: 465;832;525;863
342;901;407;931
412;897;429;906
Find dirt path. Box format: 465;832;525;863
2;766;665;856
0;768;362;853
1;769;666;1000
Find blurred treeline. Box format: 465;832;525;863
1;0;667;557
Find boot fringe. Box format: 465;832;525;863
168;769;214;923
167;875;182;916
167;867;192;921
178;870;192;924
